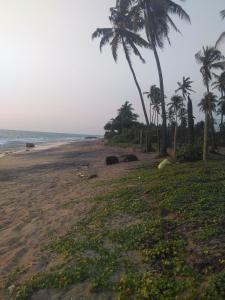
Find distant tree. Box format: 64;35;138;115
217;97;225;126
212;71;225;127
198;92;218;115
104;119;115;133
198;92;218;154
144;85;161;123
104;101;139;135
176;76;195;144
144;84;161;151
216;10;225;47
116;101;139;132
167;95;184;160
92;1;150;135
195;46;225;159
178;106;188;144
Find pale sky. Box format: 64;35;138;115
0;0;225;134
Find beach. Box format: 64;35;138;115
0;140;155;298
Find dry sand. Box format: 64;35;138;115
0;140;156;297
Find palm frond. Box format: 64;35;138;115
111;34;120;62
216;32;225;47
166;0;191;23
220;9;225;19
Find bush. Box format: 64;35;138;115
176;144;203;162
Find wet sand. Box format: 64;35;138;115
0;140;156;295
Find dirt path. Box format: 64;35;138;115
0;140;155;294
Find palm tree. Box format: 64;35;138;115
167;95;184;160
176;76;195;144
218;96;225;126
212;71;225;95
198;92;218;115
198;92;218;157
216;10;225;47
195;46;225;159
92;1;151;148
212;71;225;126
144;85;161;122
130;0;190;156
144;84;161;151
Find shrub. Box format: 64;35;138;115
176;144;202;162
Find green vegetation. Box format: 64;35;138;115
7;160;225;299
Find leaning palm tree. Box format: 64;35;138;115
176;76;195;144
130;0;190;156
195;46;225;159
92;2;151;146
167;95;184;160
216;10;225;47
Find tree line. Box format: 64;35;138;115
92;0;225;161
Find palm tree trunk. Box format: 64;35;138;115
144;4;167;156
174;112;178;160
187;96;195;144
152;44;167;156
203;112;209;161
209;111;217;151
203;83;210;160
149;104;152;125
122;39;152;151
157;113;160;152
206;85;216;151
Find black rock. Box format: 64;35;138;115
26;143;35;148
106;156;119;165
119;154;138;163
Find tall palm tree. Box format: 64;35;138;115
92;2;150;139
195;46;225;160
216;9;225;47
167;95;184;160
176;76;195;144
130;0;190;156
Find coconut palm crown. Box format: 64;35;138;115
195;46;225;91
175;76;195;98
92;1;151;130
216;9;225;47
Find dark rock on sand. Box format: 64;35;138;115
88;173;98;179
119;154;138;163
26;143;35;148
106;156;119;165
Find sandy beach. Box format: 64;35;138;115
0;140;155;298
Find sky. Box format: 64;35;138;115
0;0;225;135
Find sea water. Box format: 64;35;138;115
0;129;90;154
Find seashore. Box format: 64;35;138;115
0;139;154;298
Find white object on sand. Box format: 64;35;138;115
158;159;172;170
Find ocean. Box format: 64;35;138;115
0;129;92;154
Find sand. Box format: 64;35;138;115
0;140;156;294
